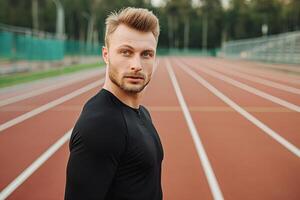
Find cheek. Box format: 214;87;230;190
142;60;154;75
109;53;130;70
109;59;126;78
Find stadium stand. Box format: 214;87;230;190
220;31;300;65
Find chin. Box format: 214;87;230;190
122;84;145;93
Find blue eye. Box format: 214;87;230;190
121;50;132;56
142;51;153;58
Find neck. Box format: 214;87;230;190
103;79;142;109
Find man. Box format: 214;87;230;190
65;7;164;200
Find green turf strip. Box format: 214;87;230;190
0;62;104;88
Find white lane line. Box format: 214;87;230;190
0;68;106;107
165;59;224;200
175;59;300;158
180;59;300;112
207;61;300;95
0;129;72;200
0;78;105;132
218;61;300;85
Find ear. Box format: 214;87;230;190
102;46;109;65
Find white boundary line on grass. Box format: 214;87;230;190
166;59;224;200
180;59;300;112
176;59;300;158
0;129;72;200
207;61;300;95
0;78;105;132
0;68;106;107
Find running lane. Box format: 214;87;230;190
208;57;300;87
0;81;102;192
0;73;105;124
188;58;300;105
0;68;104;101
3;58;213;200
170;57;300;200
181;58;300;148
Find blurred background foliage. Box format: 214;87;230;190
0;0;299;49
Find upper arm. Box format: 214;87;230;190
65;112;127;200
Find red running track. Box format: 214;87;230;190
0;57;299;200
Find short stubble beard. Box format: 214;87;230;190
108;63;151;94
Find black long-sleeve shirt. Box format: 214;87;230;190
65;89;164;200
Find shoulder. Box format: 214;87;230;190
140;105;152;121
72;92;127;156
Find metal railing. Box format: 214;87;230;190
0;23;100;62
220;31;300;64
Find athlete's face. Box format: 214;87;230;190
102;24;157;93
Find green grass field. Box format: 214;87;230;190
0;62;104;88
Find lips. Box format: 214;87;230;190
124;76;145;80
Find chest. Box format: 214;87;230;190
122;109;164;170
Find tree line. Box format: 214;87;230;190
0;0;299;49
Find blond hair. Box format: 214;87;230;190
104;7;160;47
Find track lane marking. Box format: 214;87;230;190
166;59;224;200
1;105;293;112
0;59;160;199
148;106;292;112
0;68;106;107
0;129;72;200
179;59;300;112
175;59;300;158
0;78;105;132
213;59;300;85
205;60;300;94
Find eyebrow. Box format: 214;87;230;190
118;45;134;50
117;45;155;52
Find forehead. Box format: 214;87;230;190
109;24;157;50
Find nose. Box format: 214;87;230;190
130;55;142;72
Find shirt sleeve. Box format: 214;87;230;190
65;111;127;200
